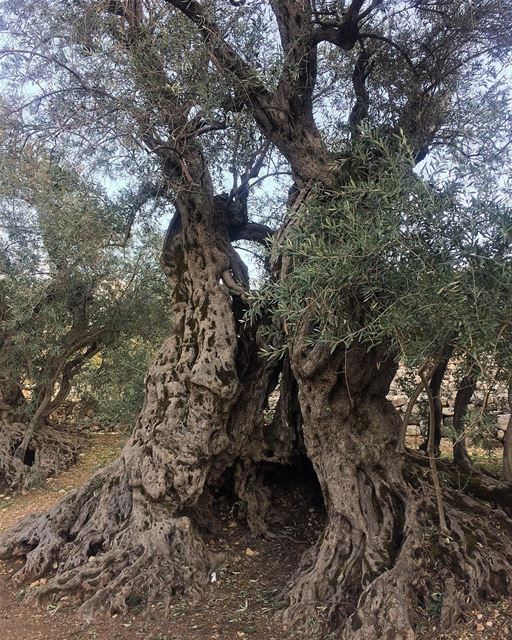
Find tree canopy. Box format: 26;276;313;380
0;133;171;485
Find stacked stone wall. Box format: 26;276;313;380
388;364;510;440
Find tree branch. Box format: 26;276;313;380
229;222;273;244
358;32;416;71
269;0;317;119
165;0;337;186
348;48;371;136
163;0;270;106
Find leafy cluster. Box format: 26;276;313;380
252;130;512;375
0;146;170;422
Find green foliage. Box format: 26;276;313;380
250;130;512;377
0;145;170;421
75;335;164;428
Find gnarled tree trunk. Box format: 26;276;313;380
280;334;512;640
0;166;290;613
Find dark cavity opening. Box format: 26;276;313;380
9;439;36;466
87;540;105;557
212;455;326;535
263;455;325;509
23;446;36;467
261;455;326;540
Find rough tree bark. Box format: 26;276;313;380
2;3;511;639
0;157;293;613
278;329;512;640
0;0;296;612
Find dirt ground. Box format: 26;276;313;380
0;432;511;640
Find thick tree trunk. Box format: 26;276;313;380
14;386;53;464
452;374;476;471
280;335;512;639
0;183;285;613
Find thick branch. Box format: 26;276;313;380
348;48;371;135
269;0;317;121
229;222;273;244
165;0;336;186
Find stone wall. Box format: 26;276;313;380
388;364;510;441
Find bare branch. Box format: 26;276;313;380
358;31;416;71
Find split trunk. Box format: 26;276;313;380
1;194;512;639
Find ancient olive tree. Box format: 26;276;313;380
163;2;512;637
0;146;170;490
0;0;287;618
0;2;511;640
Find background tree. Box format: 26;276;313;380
0;143;170;489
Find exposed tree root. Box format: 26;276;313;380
0;458;216;617
0;420;82;493
410;450;512;515
278;456;512;640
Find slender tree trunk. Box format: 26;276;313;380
420;368;448;533
2;348;89;489
14;387;53;463
452;374;476;471
13;358;67;463
17;334;106;463
280;332;512;639
398;361;434;452
420;347;452;456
